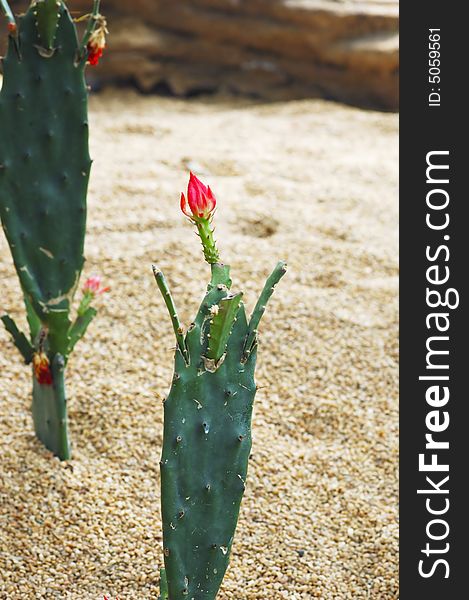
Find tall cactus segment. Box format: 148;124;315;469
155;173;287;599
0;1;107;459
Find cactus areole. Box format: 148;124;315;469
155;174;287;599
0;0;107;460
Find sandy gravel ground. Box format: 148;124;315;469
0;91;398;599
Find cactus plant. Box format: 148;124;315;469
154;173;286;599
0;0;107;459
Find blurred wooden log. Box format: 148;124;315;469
3;0;398;110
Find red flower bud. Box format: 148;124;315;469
86;17;107;66
180;172;216;221
7;22;17;35
33;353;53;386
87;44;104;66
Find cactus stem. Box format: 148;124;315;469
1;0;16;31
196;217;220;264
32;353;70;460
1;314;34;363
153;266;189;364
242;261;287;360
76;0;101;61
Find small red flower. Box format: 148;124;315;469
180;172;217;221
87;45;103;66
33;353;53;385
83;275;110;297
7;22;17;35
86;17;107;66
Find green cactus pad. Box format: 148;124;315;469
0;2;90;351
0;0;100;459
161;290;256;599
157;262;286;599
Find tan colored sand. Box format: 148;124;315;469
0;90;398;599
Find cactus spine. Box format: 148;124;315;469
0;1;105;459
155;174;286;599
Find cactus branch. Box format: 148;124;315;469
1;314;34;363
207;292;243;362
68;306;97;354
0;0;15;29
209;262;232;289
208;262;232;289
34;0;63;51
243;261;287;359
77;0;101;60
152;266;189;363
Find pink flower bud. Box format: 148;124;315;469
180;172;216;221
82;275;110;297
